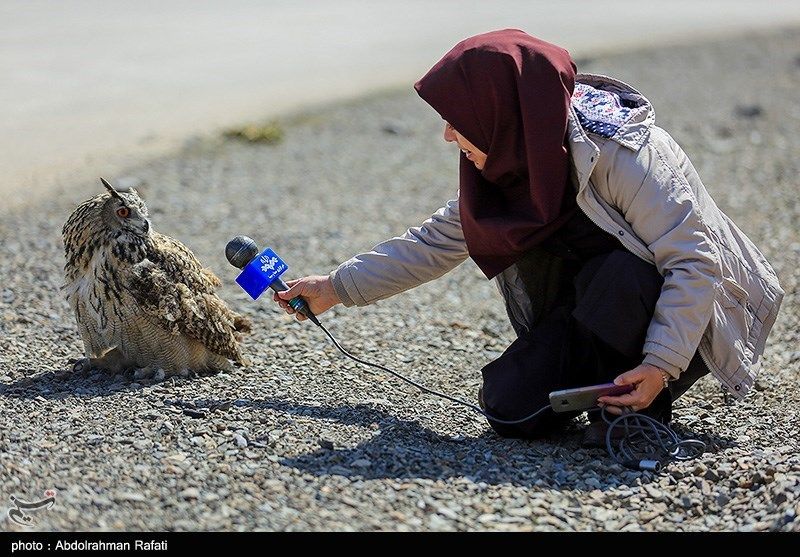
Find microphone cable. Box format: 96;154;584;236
317;322;550;426
315;320;705;472
601;407;706;472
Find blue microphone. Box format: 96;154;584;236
225;235;320;326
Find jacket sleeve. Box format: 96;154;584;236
330;195;469;307
597;127;720;378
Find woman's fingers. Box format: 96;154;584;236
272;291;295;313
597;392;640;407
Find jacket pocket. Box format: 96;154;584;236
708;277;755;375
718;277;754;332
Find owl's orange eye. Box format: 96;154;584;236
116;207;130;218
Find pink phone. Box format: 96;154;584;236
549;383;634;413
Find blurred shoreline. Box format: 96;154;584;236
2;1;800;208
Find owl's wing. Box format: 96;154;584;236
144;232;222;291
126;233;250;362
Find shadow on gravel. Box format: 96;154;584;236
197;397;735;490
0;367;193;399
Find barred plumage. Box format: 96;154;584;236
62;178;250;377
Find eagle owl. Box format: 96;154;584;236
62;178;250;378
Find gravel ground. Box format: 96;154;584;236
1;28;799;532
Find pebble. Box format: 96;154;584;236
704;469;721;482
734;104;764;118
179;488;201;500
233;434;248;448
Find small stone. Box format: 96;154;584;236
318;438;335;450
132;439;152;451
351;458;372;468
233;434;248;448
643;485;664;500
436;506;460;520
381;121;411;135
190;436;205;446
85;435;104;445
693;463;708;476
115;491;146;502
734;104;763;119
717;493;731;507
704;468;721;482
153;368;165;382
179;488;201;500
183;409;206;419
773;491;789;505
429;514;450;529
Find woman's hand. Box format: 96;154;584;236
596;364;668;415
272;275;341;321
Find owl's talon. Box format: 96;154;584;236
133;366;155;380
72;358;92;374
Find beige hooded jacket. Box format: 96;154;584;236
331;74;784;400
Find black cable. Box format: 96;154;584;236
601;407;706;471
317;320;705;472
318;322;549;426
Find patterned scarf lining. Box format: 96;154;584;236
572;82;641;138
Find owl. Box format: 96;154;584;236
62;178;250;378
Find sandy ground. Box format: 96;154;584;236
0;28;798;531
3;1;800;206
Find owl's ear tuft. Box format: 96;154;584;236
100;177;124;201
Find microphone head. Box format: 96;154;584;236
226;236;260;269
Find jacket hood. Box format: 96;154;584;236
572;73;655;150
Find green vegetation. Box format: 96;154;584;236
222;121;285;144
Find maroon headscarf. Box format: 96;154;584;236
414;29;578;278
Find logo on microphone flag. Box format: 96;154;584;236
235;248;288;300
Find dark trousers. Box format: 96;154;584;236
481;249;710;439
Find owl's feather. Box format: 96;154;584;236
128;232;251;363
